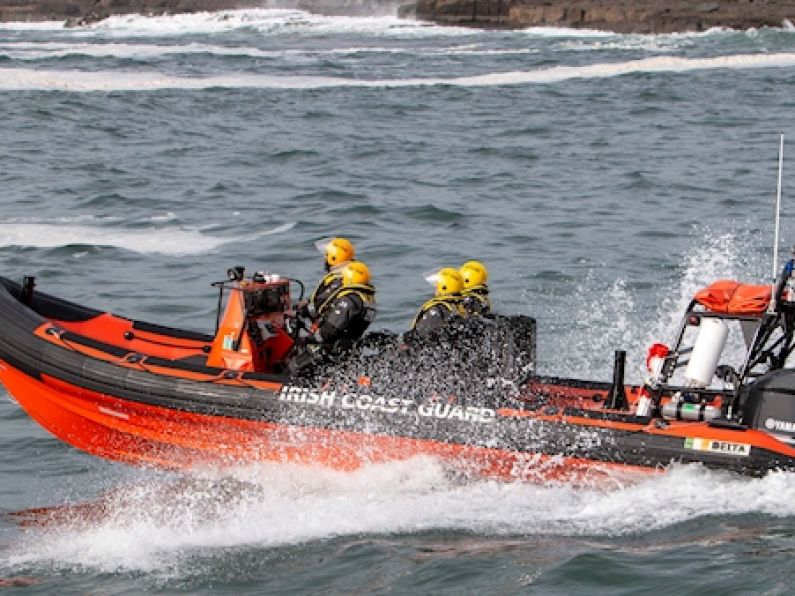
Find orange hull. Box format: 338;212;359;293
0;359;654;483
3;274;795;480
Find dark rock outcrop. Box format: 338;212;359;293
413;0;795;33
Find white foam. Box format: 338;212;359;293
553;25;764;53
4;459;794;576
0;20;65;31
556;34;693;53
2;52;793;92
0;40;539;61
60;9;470;38
0;221;295;255
518;25;616;38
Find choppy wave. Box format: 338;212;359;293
1;53;793;92
0;9;468;38
3;459;794;576
0;42;540;61
0;40;538;61
0;41;284;60
2;9;793;40
0;221;295;255
556;35;693;53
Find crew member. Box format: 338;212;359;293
411;267;467;334
303;237;356;319
311;261;376;352
460;260;490;315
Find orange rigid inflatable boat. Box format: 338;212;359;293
2;268;795;481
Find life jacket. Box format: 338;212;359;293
310;265;346;314
317;283;377;343
462;284;490;315
317;283;376;318
411;294;466;330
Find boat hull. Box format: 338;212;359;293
2;276;795;480
1;360;657;482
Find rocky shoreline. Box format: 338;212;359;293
411;0;795;34
0;0;794;33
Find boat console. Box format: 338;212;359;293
207;267;302;373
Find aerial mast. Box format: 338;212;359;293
770;134;785;312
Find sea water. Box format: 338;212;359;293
1;9;795;593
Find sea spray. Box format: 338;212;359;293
4;461;795;578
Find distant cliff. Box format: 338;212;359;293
2;0;794;33
410;0;795;34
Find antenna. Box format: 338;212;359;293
773;134;785;283
769;134;785;314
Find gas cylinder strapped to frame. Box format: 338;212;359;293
643;135;795;419
645;293;795;417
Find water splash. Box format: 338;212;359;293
542;226;769;381
3;460;794;577
634;226;775;382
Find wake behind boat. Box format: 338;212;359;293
2;256;795;480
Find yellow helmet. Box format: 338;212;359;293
342;261;371;286
460;260;488;289
424;267;463;297
315;237;355;268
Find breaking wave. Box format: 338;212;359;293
0;9;462;38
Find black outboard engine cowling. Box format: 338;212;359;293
740;369;795;444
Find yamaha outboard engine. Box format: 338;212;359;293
740;369;795;445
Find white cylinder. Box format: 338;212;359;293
685;318;729;388
635;395;652;417
648;356;665;379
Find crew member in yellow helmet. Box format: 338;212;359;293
303;237;356;319
411;267;467;334
311;261;376;351
460;260;490;315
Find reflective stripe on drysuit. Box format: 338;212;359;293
411;295;466;334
